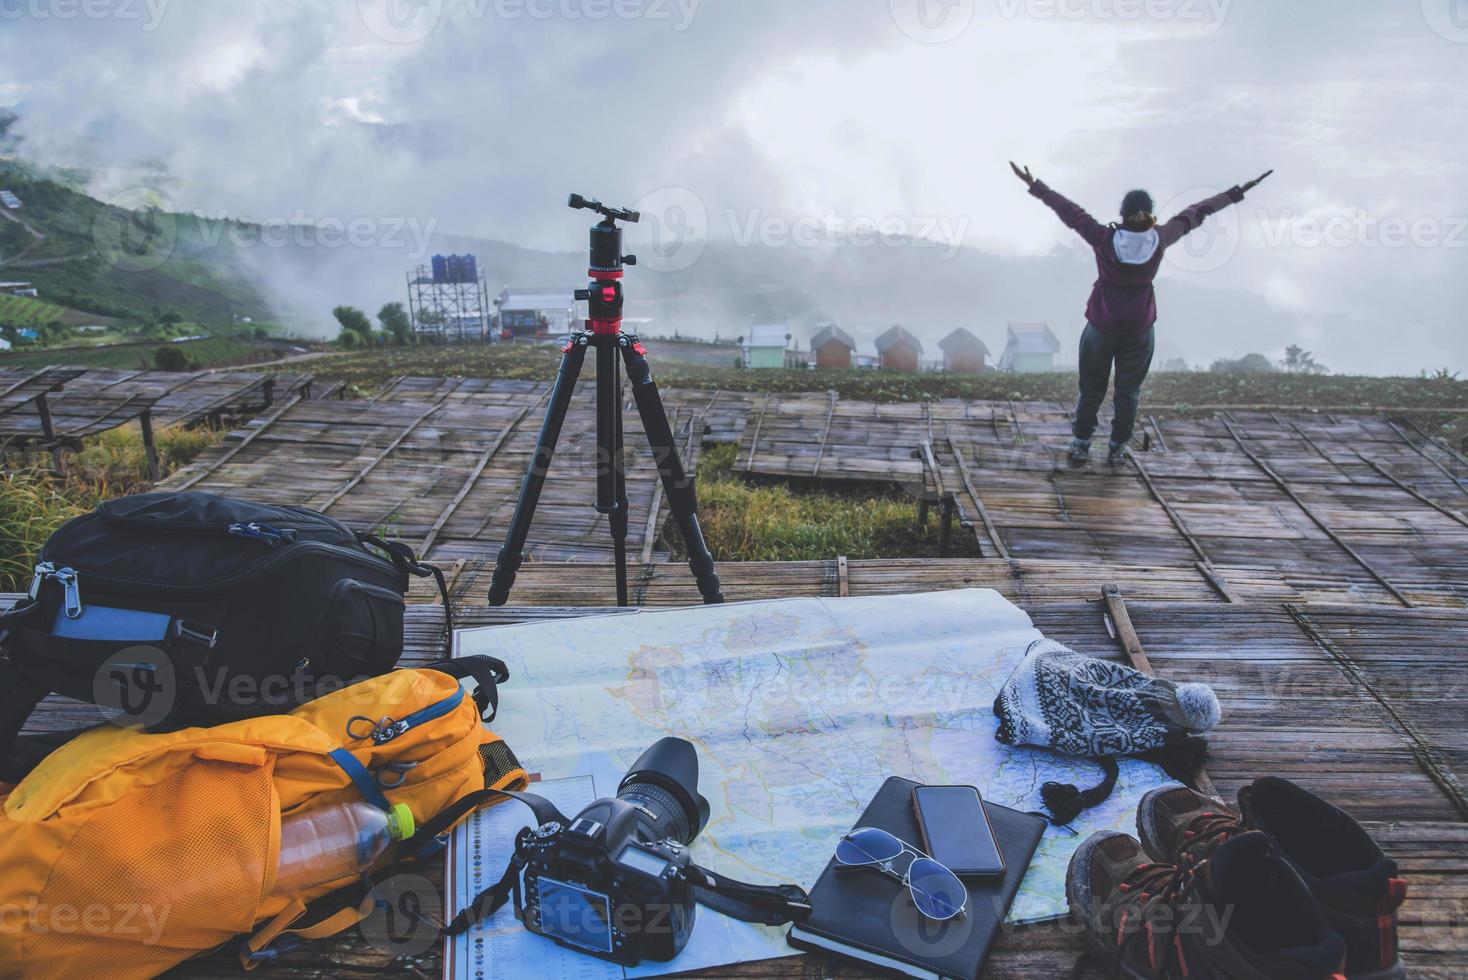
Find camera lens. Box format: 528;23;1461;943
617;738;711;846
618;781;694;844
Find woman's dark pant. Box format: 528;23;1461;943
1073;323;1156;448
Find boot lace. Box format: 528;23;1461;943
1174;811;1243;871
1071;859;1202;979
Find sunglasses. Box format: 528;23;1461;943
835;827;967;921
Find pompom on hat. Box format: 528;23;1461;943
994;639;1221;824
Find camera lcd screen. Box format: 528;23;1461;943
617;844;670;878
535;877;613;954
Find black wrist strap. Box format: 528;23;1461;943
445;851;524;936
687;865;812;926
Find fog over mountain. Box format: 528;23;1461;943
1;0;1464;373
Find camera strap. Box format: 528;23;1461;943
686;865;813;927
439;788;568;937
439;788;813;936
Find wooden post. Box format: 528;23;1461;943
139;409;161;483
948;437;1008;559
938;497;954;557
1102;585;1219;799
1149;415;1170;453
810;390;838;478
34;393;64;474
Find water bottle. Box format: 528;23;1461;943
272;802;415;896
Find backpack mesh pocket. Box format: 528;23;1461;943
29;756;277;975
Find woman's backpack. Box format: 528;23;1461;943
0;658;528;979
0;491;451;782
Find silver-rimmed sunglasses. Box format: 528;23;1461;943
835;826;968;921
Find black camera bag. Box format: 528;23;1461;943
0;491;451;782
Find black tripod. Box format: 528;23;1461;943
487;194;724;608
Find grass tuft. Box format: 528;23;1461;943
674;444;982;562
0;423;223;591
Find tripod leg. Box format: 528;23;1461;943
487;339;588;606
594;336;631;607
619;338;725;604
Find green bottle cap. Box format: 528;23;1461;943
386;803;415;841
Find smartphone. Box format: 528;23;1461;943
912;784;1006;879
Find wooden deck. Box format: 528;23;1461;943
730;393;1468;608
4;371;1466;975
162;375;693;564
91;593;1454;979
0;367;317;476
146;376;1468;607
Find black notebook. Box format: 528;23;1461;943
788;776;1047;980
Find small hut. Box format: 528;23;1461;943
874;325;923;373
939;328;990;374
811;323;857;370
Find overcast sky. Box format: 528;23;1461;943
1;0;1465;373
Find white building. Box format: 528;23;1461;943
742;323;799;369
999;323;1061;373
493;288;580;340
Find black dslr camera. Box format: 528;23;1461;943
516;738;708;964
446;737;812;967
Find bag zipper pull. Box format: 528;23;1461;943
372;720;411;745
228;522;294;547
53;567;83;619
29;561;55;600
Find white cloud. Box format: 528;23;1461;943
0;0;1462;372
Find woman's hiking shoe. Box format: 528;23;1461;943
1066;829;1345;978
1136;779;1407;980
1069;438;1093;466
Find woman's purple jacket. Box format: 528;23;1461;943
1029;180;1246;336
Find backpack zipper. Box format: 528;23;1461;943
37;540;402;598
227;522;296;548
31;562;83;619
370;687;466;745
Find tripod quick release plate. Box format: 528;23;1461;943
569;193;640;224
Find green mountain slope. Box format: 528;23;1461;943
0;159;274;328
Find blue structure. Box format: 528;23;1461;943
429;254;480;284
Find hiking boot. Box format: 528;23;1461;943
1107;441;1129;465
1137;779;1407;980
1067;829;1345;979
1136;783;1245;871
1069;438;1092;467
1242;779;1407;980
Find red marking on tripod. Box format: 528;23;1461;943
601;286;617;303
588;268;625;280
632;341;648;356
589;317;623;336
561;340;575;353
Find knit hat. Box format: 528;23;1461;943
994;639;1221;824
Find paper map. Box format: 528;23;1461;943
445;590;1173;979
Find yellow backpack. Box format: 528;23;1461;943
0;657;528;979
